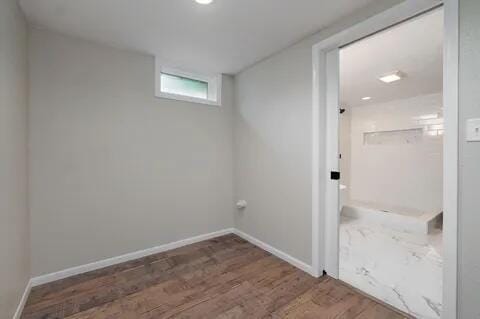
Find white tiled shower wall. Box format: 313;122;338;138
348;92;443;214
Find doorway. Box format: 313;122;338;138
311;1;458;318
338;9;443;318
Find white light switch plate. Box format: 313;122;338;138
466;118;480;142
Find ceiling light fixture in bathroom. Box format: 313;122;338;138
378;71;405;83
362;96;372;101
195;0;213;4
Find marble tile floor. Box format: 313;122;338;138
339;216;443;319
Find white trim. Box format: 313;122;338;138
311;41;323;278
154;60;222;106
13;279;32;319
442;0;459;317
31;228;234;287
29;228;314;289
156;91;222;106
232;229;314;276
312;1;458;318
324;48;340;279
19;228;314;315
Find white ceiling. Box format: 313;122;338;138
20;0;391;75
340;8;443;107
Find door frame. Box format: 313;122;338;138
311;0;458;318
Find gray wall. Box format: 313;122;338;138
234;42;314;264
0;0;30;317
233;0;403;266
458;0;480;317
26;1;403;278
29;29;234;276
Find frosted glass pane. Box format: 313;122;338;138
161;73;208;99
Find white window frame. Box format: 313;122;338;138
155;60;222;106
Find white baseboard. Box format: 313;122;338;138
13;279;32;319
232;229;314;276
29;227;314;290
30;228;234;287
17;227;315;319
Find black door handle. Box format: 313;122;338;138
331;171;340;180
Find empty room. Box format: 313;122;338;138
1;0;479;318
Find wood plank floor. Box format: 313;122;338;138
22;234;409;319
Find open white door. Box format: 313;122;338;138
324;48;340;278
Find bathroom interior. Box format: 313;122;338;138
338;8;443;319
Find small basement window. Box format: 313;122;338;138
161;73;208;100
155;61;222;106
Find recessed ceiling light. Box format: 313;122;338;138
362;96;372;101
379;71;405;83
195;0;213;4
